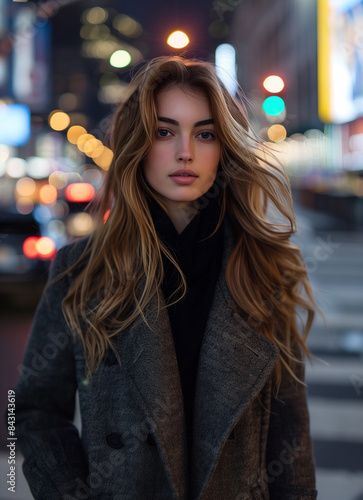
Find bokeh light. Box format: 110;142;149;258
263;75;285;93
48;110;71;131
16;198;34;215
167;31;189;49
15;177;36;197
262;96;285;116
0;145;10;162
93;147;113;170
33;205;53;224
267;124;287;142
84;138;103;157
67;125;88;144
0;103;31;146
90;143;106;159
39;184;58;204
83;7;108;25
36;237;56;259
215;44;237;95
109;50;132;68
23;237;39;258
77;134;96;152
67;213;94;236
27;157;52;179
82;39;118;59
80;24;110;40
113;14;143;38
6;158;27;178
65;183;96;202
49;171;68;189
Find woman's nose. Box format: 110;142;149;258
176;137;193;162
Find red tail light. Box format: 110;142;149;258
23;237;38;259
23;236;56;260
65;183;95;203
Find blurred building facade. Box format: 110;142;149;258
227;0;363;227
229;0;321;135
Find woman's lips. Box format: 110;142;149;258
169;168;198;185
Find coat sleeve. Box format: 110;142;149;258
14;246;90;500
266;347;317;500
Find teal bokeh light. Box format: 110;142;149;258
262;96;285;116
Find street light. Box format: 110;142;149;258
109;50;131;68
262;96;285;117
167;31;189;49
262;74;286;120
263;75;284;93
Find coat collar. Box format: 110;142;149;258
119;218;279;500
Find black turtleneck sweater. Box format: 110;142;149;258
148;191;224;457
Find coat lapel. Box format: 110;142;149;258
191;220;279;499
120;293;187;499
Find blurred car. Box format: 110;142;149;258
0;209;56;284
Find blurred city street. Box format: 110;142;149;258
0;200;363;500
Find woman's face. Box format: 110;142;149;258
143;86;221;210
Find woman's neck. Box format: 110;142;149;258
163;201;199;234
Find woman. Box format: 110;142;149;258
15;56;318;499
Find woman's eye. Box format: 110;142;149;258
157;129;171;137
198;131;215;140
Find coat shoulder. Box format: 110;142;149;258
57;236;92;272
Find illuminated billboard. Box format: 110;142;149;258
318;0;363;123
11;5;50;112
0;104;31;146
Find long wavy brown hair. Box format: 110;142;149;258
62;56;317;387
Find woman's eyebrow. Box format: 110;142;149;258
157;117;214;127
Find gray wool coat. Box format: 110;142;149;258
15;220;317;500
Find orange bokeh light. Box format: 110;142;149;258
77;134;96;153
39;184;57;204
93;147;113;170
67;125;87;144
36;237;56;259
